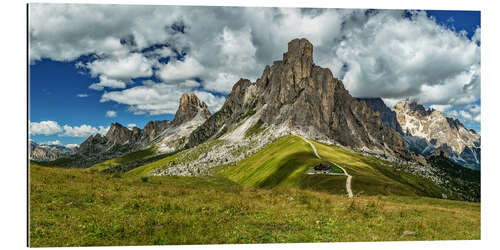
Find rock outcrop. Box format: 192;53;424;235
187;38;413;160
356;98;404;135
74;93;210;166
393;101;480;169
173;93;211;125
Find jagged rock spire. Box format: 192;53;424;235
173;93;211;125
283;38;314;84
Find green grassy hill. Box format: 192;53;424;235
29;163;480;247
220;136;446;198
89;147;158;171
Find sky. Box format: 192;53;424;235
28;4;481;147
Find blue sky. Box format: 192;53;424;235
29;5;481;146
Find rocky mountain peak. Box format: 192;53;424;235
394;101;433;116
283;38;313;64
392;99;480;168
282;38;314;83
187;38;413;161
105;122;132;145
173;93;211;125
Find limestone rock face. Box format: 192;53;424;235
105;123;133;145
173;93;211;126
187;38;413;160
356;98;404;135
75;93;210;166
393;101;481;169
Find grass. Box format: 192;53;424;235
89;147;158;172
220;136;446;198
29;162;480;247
219;136;348;195
310;140;447;198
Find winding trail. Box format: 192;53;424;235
300;136;353;198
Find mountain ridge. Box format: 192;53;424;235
392;100;480;169
186;38;415;162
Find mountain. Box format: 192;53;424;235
355;98;404;134
393;101;480;169
65;93;211;167
29;140;76;162
186;38;414;161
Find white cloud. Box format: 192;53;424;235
127;123;138;129
105;110;117;118
100;81;225;115
29;5;480;127
86;52;154;81
446;110;459;118
65;144;79;148
40;140;61;146
157;56;206;83
430;104;452;112
76;93;88;97
29;120;62;135
330;11;480;106
89;75;127;90
473;114;480;123
61;124;109;137
459;110;472;120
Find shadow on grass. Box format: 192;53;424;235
258;152;316;188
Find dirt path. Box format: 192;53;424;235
300;136;353;198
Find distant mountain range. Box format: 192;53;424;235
29;140;76;161
354;99;480;170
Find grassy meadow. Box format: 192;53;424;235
221;136;446;198
30;164;480;247
29;135;480;246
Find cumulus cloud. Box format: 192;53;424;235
29;120;110;138
87;53;153;80
329;11;480;104
100;81;225;115
105;110;117;118
76;93;88;97
29;5;480;127
61;124;109;137
29;120;62;135
40;140;61;146
430;104;452;112
89;75;127;90
157;56;206;83
127;123;138;129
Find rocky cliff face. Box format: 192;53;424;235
187;38;413;160
173;93;211;125
393;101;480;169
75;93;210;166
356;98;404;135
29;140;76;162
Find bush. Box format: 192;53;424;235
141;176;149;183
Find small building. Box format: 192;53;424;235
313;163;332;174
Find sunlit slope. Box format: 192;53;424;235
219;136;347;195
222;135;445;197
310;140;446;197
29;163;480;246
